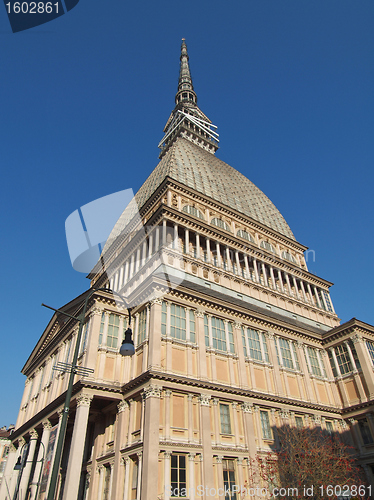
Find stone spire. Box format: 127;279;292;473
158;39;219;158
175;38;197;106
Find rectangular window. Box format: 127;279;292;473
189;310;196;343
247;328;262;361
322;290;333;313
222;459;237;500
295;416;303;429
204;315;209;347
211;317;226;351
260;410;272;440
161;301;167;336
80;320;90;354
307;347;322;377
99;312;105;345
366;340;374;366
358;419;374;445
171;454;187;497
170;304;186;340
107;313;120;348
241;328;247;357
227;323;235;354
137;309;147;344
278;338;294;369
335;344;352;375
325;420;333;434
220;404;231;434
328;350;338;377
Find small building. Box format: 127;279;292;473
1;40;373;500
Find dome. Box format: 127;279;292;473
134;137;295;240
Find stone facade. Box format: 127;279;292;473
1;41;374;500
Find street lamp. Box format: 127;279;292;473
42;287;133;500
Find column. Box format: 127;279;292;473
124;260;129;283
296;342;313;401
111;401;129;500
277;269;285;293
232;403;241;448
135;247;141;273
264;332;281;395
136;452;142;500
164;390;172;441
252;258;259;282
155;225;160;251
292;276;300;299
199;395;214;491
119;265;124;290
313;286;322;308
226;247;231;272
196;233;200;259
173;224;178;251
97;465;105;500
122;457;130;500
241;403;257;456
62;394;93;500
269;267;276;289
163;220;167;246
196;311;208;379
126;399;134;446
244;255;250;280
0;443;17;500
148;232;153;259
30;421;52;500
206;238;211;263
216;242;221;267
86;306;103;371
261;262;268;286
185;228;189;254
19;430;38;500
188;454;195;500
8;437;25;500
114;272;119;292
141;385;162;499
300;280;307;302
164;452;171;500
212;399;220;444
237;458;244;495
320;289;329;311
147;299;162;370
233;323;247;388
235;251;241;275
285;273;292;295
306;283;314;305
187;395;194;443
215;456;224;500
352;334;374;398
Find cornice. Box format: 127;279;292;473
120;369;342;415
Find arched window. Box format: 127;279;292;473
211;218;231;232
237;229;254;243
260;241;276;253
282;251;296;264
182;205;205;220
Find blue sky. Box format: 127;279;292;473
1;0;373;426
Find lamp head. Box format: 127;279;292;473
119;327;135;356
